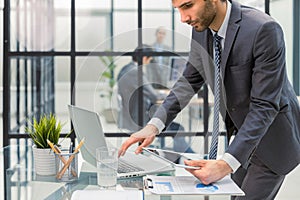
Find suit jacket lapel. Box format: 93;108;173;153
220;1;242;79
217;1;242;117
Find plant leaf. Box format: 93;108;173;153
25;113;68;148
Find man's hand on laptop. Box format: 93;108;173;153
118;124;159;157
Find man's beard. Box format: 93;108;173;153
195;1;216;32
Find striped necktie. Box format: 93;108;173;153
209;33;222;160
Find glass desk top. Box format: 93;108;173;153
1;145;231;200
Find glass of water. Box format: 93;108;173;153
96;146;118;189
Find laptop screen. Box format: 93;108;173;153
68;105;175;177
68;105;108;166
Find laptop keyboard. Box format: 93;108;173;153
118;160;144;173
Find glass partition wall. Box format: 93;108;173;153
4;0;297;153
3;0;206;150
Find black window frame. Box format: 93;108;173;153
7;0;300;199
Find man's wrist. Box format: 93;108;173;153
218;159;233;175
145;124;159;135
221;153;241;173
147;118;165;134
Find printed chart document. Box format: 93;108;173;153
145;175;244;196
71;190;143;200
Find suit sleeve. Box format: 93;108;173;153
152;30;207;128
152;60;205;128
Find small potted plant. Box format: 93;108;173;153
25;114;68;176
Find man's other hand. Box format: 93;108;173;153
118;124;159;157
184;159;233;185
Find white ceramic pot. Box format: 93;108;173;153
32;145;56;176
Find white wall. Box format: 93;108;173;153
270;0;293;82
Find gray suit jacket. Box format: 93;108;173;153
153;1;300;175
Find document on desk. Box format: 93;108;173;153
71;190;143;200
145;175;244;196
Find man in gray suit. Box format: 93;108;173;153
119;0;300;199
117;44;194;153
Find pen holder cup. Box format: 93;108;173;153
55;150;79;182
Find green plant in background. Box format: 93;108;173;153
99;52;117;99
25;114;70;148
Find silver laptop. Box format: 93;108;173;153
68;105;174;178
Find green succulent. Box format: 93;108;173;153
26;114;69;149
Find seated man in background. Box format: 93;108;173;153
117;44;193;153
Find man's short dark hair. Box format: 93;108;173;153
132;44;153;62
